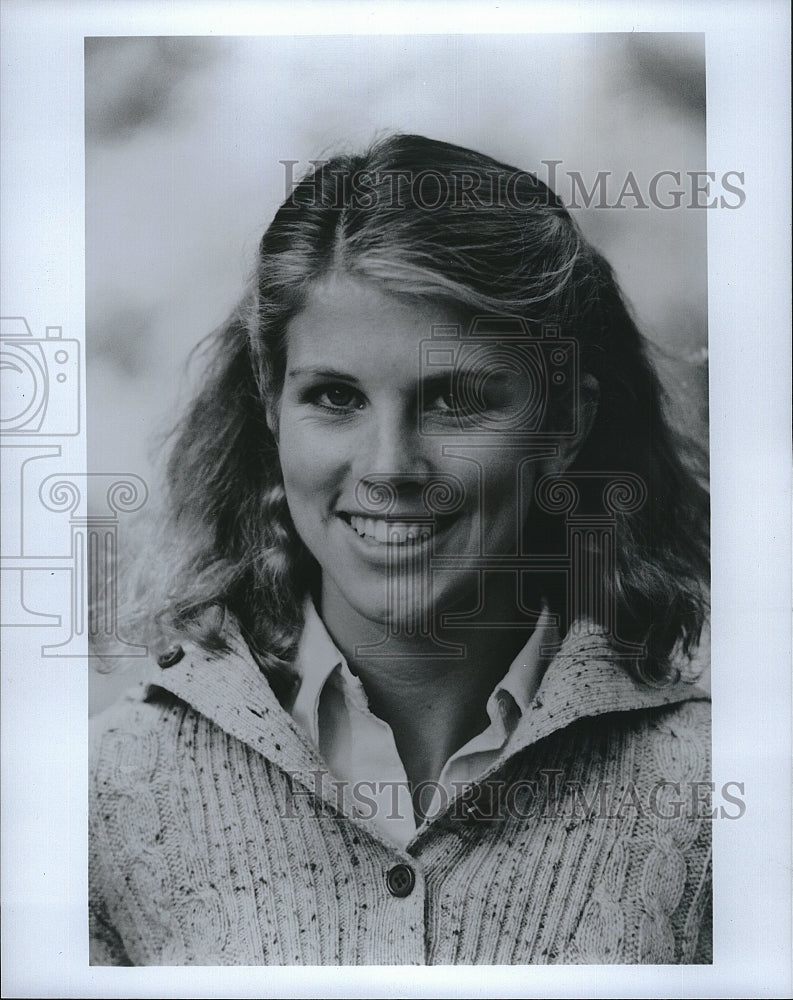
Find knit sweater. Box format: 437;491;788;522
89;623;712;966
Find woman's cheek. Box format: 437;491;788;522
280;420;349;506
476;453;533;552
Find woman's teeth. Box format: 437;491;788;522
348;514;430;544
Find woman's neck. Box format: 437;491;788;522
318;579;541;792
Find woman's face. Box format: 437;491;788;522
277;274;555;630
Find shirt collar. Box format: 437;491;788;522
290;598;561;742
289;599;345;743
488;605;561;721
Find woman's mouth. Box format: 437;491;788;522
346;513;433;545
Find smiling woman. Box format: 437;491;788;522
278;277;581;635
89;134;711;966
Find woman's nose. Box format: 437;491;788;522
352;406;464;522
357;408;431;483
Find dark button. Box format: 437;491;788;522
457;782;500;822
462;785;486;819
157;644;184;669
385;863;415;898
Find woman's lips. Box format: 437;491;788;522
348;514;431;544
337;511;455;548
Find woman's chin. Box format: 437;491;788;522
341;585;472;637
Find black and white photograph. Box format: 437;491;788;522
1;2;790;997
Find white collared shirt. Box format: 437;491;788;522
288;601;560;848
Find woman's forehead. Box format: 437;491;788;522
285;274;470;365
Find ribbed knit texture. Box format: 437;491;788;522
89;625;711;965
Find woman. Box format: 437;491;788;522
89;134;711;965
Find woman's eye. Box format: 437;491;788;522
432;392;463;413
310;384;363;411
426;374;522;423
427;385;478;418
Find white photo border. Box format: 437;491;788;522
1;1;790;997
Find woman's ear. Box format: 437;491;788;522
543;373;600;475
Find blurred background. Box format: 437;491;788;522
86;33;708;710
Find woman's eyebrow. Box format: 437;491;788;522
286;366;359;381
286;365;516;385
421;367;513;385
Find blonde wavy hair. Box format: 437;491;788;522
121;133;709;697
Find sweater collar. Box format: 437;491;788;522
500;620;708;763
145;618;708;828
